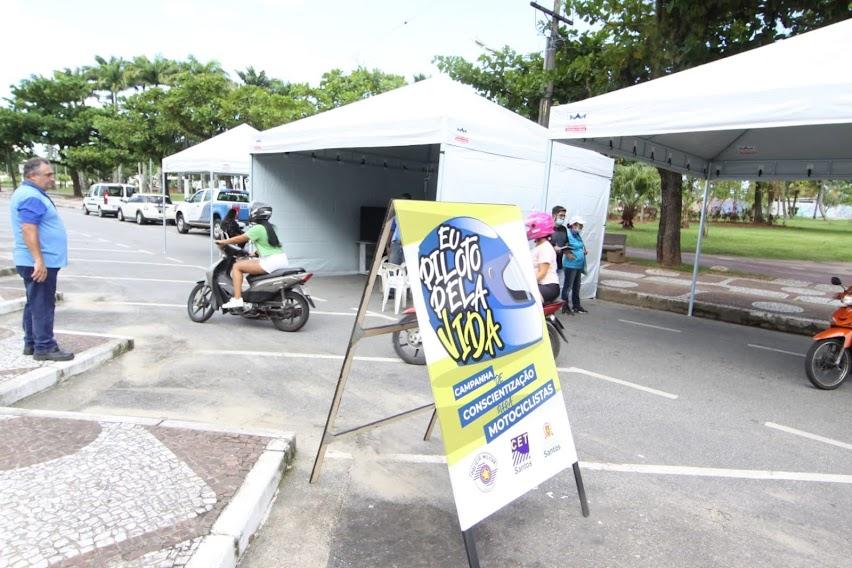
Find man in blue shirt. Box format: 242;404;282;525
10;158;74;361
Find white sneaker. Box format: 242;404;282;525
221;297;245;310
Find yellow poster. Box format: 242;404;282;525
394;200;579;530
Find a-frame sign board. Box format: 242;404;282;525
311;200;589;567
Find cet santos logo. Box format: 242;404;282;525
511;432;532;474
418;217;541;365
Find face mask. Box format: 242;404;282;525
555;218;566;226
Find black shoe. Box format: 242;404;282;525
23;345;34;356
574;307;588;314
560;303;571;314
33;347;75;362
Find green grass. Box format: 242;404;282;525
607;218;852;263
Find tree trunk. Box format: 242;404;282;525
753;182;764;223
6;160;18;189
812;185;821;219
70;168;83;197
656;168;682;267
816;185;828;220
766;186;776;224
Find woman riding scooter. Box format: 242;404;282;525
215;202;289;310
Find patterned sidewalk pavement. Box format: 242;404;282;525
0;409;294;568
597;261;840;333
0;325;131;406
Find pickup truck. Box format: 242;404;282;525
174;188;250;238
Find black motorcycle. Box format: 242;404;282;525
187;244;314;331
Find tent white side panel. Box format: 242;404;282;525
545;161;614;299
437;144;546;211
252;154;431;274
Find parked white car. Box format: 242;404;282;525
82;183;137;217
116;193;176;225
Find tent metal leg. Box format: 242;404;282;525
542;139;554;209
688;174;712;316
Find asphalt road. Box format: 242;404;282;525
3;196;852;568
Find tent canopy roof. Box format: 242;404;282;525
162;123;259;175
252;77;613;177
547;18;852;180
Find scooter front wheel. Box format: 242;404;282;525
272;291;309;332
187;283;216;323
547;322;561;360
805;339;851;390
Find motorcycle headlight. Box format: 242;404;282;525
842;294;852;307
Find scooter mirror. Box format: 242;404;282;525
831;276;842;286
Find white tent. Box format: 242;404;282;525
251;77;614;287
162;123;259;175
546;18;852;313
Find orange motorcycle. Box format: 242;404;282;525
805;277;852;390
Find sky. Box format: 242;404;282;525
3;0;552;98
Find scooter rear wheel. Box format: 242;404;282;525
272;291;309;332
805;339;851;390
187;283;216;323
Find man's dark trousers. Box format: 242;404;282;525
16;266;59;353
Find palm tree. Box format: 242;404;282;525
90;55;128;109
611;162;661;229
237;66;271;88
128;55;178;90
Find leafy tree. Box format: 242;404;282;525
611;161;660;228
312;67;406;112
224;85;315;130
9;69;96;196
160;71;235;141
0;107;33;188
436;48;545;121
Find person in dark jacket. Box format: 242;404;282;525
550;205;568;288
221;206;243;240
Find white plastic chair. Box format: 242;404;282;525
379;261;409;314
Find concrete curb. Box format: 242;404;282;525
0;292;64;315
597;287;825;336
0;267;16;277
0;407;296;568
0;335;133;405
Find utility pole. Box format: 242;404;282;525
530;1;572;126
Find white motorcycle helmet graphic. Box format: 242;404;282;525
417;216;542;364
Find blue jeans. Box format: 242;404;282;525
561;268;582;309
389;241;404;265
16;266;59;353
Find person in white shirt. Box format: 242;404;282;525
525;211;560;303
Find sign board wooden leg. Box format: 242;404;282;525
423;408;438;441
572;461;590;517
462;527;481;568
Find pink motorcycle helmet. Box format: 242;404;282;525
525;211;555;240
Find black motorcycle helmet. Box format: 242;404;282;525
249;202;273;223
